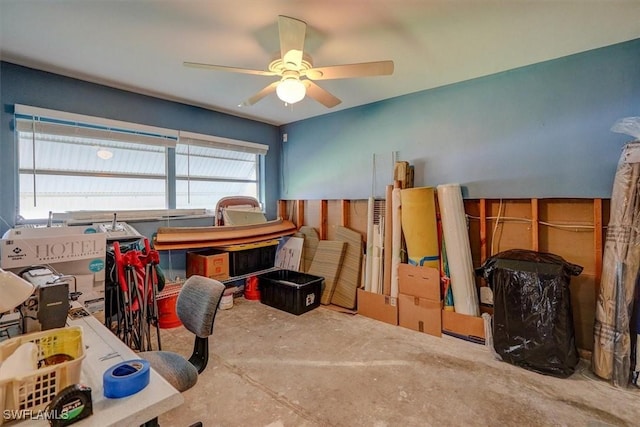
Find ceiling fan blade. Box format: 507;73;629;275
241;81;280;106
278;15;306;69
303;80;341;108
184;62;276;77
305;60;394;80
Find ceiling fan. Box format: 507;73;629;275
184;15;394;108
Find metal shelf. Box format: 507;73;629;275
222;267;279;284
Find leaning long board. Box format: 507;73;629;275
155;219;296;243
153;228;296;250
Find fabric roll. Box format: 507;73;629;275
400;187;439;268
436;183;479;316
593;142;640;385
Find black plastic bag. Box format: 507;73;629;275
476;249;583;378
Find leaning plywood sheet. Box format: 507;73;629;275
298;226;320;273
331;226;363;309
155;219;296;243
308;240;346;305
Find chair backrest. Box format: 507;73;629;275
176;275;225;338
215;196;261;226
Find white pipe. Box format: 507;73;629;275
364;196;375;292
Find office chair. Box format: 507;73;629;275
140;275;225;426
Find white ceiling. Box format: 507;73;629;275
1;1;639;126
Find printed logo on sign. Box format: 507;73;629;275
89;258;105;272
305;293;315;306
4;241;27;263
33;240;103;262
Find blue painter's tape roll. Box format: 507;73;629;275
103;359;150;398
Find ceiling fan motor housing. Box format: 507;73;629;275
268;53;314;76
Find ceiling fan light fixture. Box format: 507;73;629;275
276;78;306;104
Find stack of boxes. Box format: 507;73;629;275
397;264;442;337
358;262;486;342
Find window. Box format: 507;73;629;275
175;131;267;209
14;105;268;221
15;106;177;220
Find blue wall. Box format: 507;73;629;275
281;39;640;200
0;62;281;236
2;38;640;238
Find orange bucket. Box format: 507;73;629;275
244;276;261;300
157;284;183;328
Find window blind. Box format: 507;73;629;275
14;105;175;218
178;130;268;155
13;104;266;218
15;104;178;147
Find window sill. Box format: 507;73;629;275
17;209;214;225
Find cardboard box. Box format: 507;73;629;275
1;227;107;312
398;264;442;336
186;250;229;280
1;226;106;269
398;294;442;337
442;310;485;342
398;264;441;299
394;264;485;342
357;288;398;325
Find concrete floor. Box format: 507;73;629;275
157;298;640;427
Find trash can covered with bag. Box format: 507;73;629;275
476;249;583;378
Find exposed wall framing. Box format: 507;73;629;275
279;197;609;351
